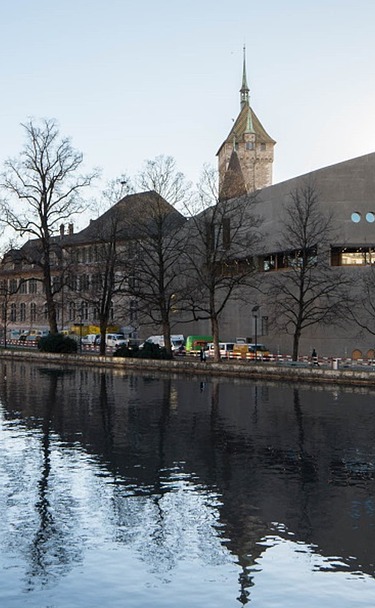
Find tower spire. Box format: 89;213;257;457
240;45;249;109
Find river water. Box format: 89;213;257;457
0;360;374;607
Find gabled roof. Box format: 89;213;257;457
68;190;186;245
0;191;187;267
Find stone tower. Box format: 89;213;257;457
217;47;276;200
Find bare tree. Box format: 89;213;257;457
127;190;187;358
267;180;353;360
0;277;16;348
0;118;98;334
135;155;191;211
69;198;131;356
345;263;375;339
182;166;262;362
90;174;134;217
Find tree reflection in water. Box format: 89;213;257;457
0;361;374;607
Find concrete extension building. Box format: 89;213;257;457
206;152;375;359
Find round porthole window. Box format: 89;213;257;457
366;212;375;223
351;212;361;223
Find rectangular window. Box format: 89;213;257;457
19;280;27;294
30;303;37;322
263;255;276;271
330;246;375;266
81;301;88;320
20;302;26;322
68;275;77;291
52;276;60;293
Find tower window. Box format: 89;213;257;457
260;143;266;151
246;142;254;150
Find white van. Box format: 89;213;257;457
143;334;184;351
207;342;235;358
81;334;99;345
106;333;127;348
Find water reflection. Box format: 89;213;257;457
0;361;375;606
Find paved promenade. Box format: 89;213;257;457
1;348;375;388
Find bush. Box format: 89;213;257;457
38;333;78;354
113;341;172;360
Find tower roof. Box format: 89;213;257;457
217;104;276;156
217;48;276;156
219;149;247;200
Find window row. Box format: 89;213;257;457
0;274;139;296
69;241;139;264
261;245;375;271
1;279;39;295
262;247;317;272
234;141;267;152
3;300;138;324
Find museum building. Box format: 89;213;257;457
1;50;375;358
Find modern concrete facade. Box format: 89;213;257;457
192;152;375;358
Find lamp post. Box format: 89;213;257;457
252;305;259;361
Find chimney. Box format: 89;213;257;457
68;223;74;235
60;224;65;238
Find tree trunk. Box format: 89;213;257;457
162;321;172;358
99;320;107;356
292;329;301;361
45;283;58;334
211;315;220;363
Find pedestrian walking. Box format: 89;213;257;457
312;348;319;366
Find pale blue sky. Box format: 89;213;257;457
2;0;375;203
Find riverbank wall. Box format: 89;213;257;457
1;348;375;387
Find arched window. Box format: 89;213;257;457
20;303;26;322
30;303;37;322
10;303;16;322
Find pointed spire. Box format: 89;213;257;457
240;45;249;109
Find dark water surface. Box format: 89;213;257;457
0;360;374;607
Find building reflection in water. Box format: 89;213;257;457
0;361;374;605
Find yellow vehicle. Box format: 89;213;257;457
233;343;270;360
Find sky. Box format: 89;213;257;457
1;0;375;223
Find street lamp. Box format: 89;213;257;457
252;305;259;361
